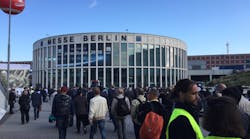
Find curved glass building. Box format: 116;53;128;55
33;32;188;88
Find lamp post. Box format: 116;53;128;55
0;0;25;91
7;0;12;91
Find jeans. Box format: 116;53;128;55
89;119;106;139
33;106;40;119
116;118;127;139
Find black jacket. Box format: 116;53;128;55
31;91;42;107
74;95;88;115
19;94;30;111
168;102;200;139
8;91;16;105
52;94;72;117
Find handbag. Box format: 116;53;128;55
48;114;56;123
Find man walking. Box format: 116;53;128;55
89;87;108;139
166;79;203;139
52;86;72;139
31;87;42;120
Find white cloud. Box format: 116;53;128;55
89;0;97;8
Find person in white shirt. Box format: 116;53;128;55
88;87;108;139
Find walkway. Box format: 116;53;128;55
0;101;135;139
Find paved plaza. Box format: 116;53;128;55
0;101;135;139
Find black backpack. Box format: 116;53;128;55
115;97;130;117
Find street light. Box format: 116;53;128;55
0;0;25;91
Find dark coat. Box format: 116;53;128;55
19;93;30;111
8;91;16;105
52;94;72;117
31;91;42;107
74;95;88;115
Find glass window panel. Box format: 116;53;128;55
76;68;81;87
48;70;51;88
57;45;62;67
63;45;68;67
53;46;56;68
98;68;104;85
70;69;74;87
69;44;74;67
150;68;154;87
63;69;67;86
156;45;160;66
98;43;104;66
57;69;61;87
162;69;166;88
136;68;142;88
156;69;160;87
106;43;112;66
76;44;81;67
106;68;111;87
128;43;135;66
143;68;148;87
143;44;148;66
166;46;170;67
52;69;56;89
91;68;96;80
90;43;96;66
121;43;127;66
83;68;88;87
136;44;142;66
136;36;141;42
83;43;88;66
113;43;120;66
121;68;127;88
129;68;134;87
162;46;166;67
114;68;119;87
149;44;154;66
48;47;51;68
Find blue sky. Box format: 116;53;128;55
0;0;250;61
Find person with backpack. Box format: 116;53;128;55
166;79;203;139
52;86;72;139
111;87;130;139
137;88;167;139
130;87;146;139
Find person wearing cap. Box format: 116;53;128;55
52;86;72;139
166;79;203;139
31;87;42;120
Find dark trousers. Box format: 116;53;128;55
9;104;14;114
21;109;29;124
76;114;89;132
133;122;140;139
33;106;40;119
56;116;69;139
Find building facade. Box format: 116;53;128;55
188;54;250;70
188;54;250;82
33;32;187;88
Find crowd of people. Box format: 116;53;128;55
8;79;250;139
